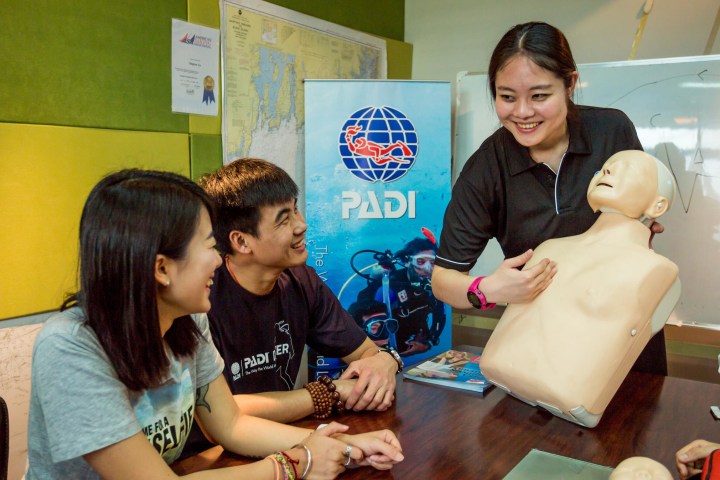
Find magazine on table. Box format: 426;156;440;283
403;347;491;393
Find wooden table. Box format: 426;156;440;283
173;372;720;479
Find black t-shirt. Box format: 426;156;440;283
208;262;367;394
436;105;643;271
181;264;367;460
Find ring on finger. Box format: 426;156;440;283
344;445;353;466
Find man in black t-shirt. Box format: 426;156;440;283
181;158;402;458
200;158;400;417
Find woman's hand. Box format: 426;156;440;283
676;439;720;479
482;249;557;304
334;429;404;470
301;422;363;479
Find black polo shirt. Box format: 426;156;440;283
437;105;643;270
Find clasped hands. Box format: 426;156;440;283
301;422;403;479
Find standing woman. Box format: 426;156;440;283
431;21;666;375
27;169;403;479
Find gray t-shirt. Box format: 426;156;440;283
26;308;224;479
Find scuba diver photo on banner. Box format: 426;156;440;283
304;80;452;380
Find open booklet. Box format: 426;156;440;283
403;347;491;394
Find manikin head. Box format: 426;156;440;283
609;457;672;480
587;150;676;226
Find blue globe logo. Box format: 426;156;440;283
338;106;418;183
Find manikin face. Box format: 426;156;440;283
494;55;577;156
157;208;222;320
245;198;308;270
609;457;672;480
587;151;660;218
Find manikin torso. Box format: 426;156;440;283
482;213;678;414
480;150;681;426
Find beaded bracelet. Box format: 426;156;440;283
304;375;345;419
268;452;296;480
267;455;281;480
281;451;299;479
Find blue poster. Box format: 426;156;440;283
304;80;452;379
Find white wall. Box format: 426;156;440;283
405;0;720;300
406;0;720;91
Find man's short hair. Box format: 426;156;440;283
199;158;298;254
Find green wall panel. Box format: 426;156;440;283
0;0;189;133
190;133;223;180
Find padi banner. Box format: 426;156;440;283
304;80;451;380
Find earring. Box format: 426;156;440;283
165;280;170;287
657;202;663;209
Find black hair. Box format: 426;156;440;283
62;169;215;391
488;22;578;113
199;158;298;255
395;237;437;263
348;300;387;327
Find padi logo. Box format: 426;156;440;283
231;361;242;381
342;190;416;219
179;33;212;48
338;106;418;183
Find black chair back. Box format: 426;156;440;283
0;396;8;480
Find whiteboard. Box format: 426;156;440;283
454;55;720;327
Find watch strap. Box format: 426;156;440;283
467;276;496;310
378;345;403;373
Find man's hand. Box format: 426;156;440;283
676;439;720;479
339;345;397;411
333;379;356;403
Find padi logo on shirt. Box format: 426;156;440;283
232;343;292;382
231;361;242;381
